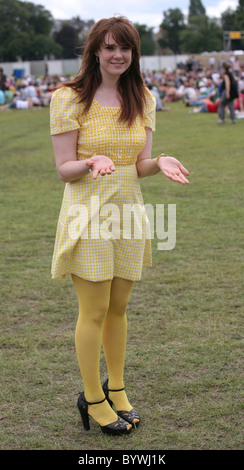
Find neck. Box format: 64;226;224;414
95;76;122;107
99;72;120;91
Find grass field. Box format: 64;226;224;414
0;102;243;451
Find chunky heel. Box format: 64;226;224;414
77;392;132;435
77;393;91;431
102;379;141;428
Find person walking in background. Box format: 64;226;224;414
233;56;240;78
50;16;189;436
0;67;6;90
218;61;237;124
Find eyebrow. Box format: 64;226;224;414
104;41;130;49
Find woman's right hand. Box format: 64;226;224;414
86;155;115;179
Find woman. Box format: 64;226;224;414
50;16;189;436
218;61;237;124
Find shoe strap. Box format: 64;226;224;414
108;387;125;392
85;397;106;406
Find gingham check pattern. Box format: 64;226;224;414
50;86;156;281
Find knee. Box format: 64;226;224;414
73;275;111;325
107;298;128;317
93;300;110;324
81;298;109;326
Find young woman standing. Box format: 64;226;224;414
50;16;189;436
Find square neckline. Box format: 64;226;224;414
93;98;121;109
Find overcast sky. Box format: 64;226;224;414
24;0;239;30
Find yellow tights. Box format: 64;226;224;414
72;274;134;427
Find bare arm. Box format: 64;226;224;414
52;130;115;182
225;74;231;99
52;130;88;182
136;128;160;178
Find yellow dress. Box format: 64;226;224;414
50;86;156;281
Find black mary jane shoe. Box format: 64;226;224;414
77;392;132;435
102;379;141;428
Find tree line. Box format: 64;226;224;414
0;0;244;62
159;0;244;54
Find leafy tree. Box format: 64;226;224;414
53;23;80;59
236;0;244;30
31;35;62;60
23;1;54;35
221;8;238;31
159;8;186;54
0;0;62;61
134;24;157;55
221;1;244;50
188;0;206;19
69;16;95;36
180;15;223;53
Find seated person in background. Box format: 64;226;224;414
182;80;199;105
4;86;14;104
147;84;162;110
163;81;181;102
234;89;244;112
0;97;34;110
147;84;171;111
191;98;220;113
26;82;42;105
0;89;5;105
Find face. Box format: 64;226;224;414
96;32;132;79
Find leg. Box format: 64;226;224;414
72;274;122;427
228;99;236;122
218;91;227;122
102;277;138;420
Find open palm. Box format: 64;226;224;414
158;156;190;184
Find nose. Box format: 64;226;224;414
113;48;123;58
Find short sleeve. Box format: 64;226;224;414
50;86;82;135
143;89;156;131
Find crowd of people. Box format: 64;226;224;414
0;69;67;110
142;56;244;122
0;56;244;122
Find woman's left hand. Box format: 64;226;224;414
158;156;190;184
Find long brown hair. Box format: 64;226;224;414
65;16;146;126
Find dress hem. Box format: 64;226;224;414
51;265;152;282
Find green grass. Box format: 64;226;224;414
0;104;243;450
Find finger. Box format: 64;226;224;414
163;170;189;184
174;170;189;183
172;159;190;176
173;172;189;184
92;169;99;179
178;176;189;184
179;165;190;176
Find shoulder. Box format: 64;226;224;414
51;86;80;104
50;86;83;135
